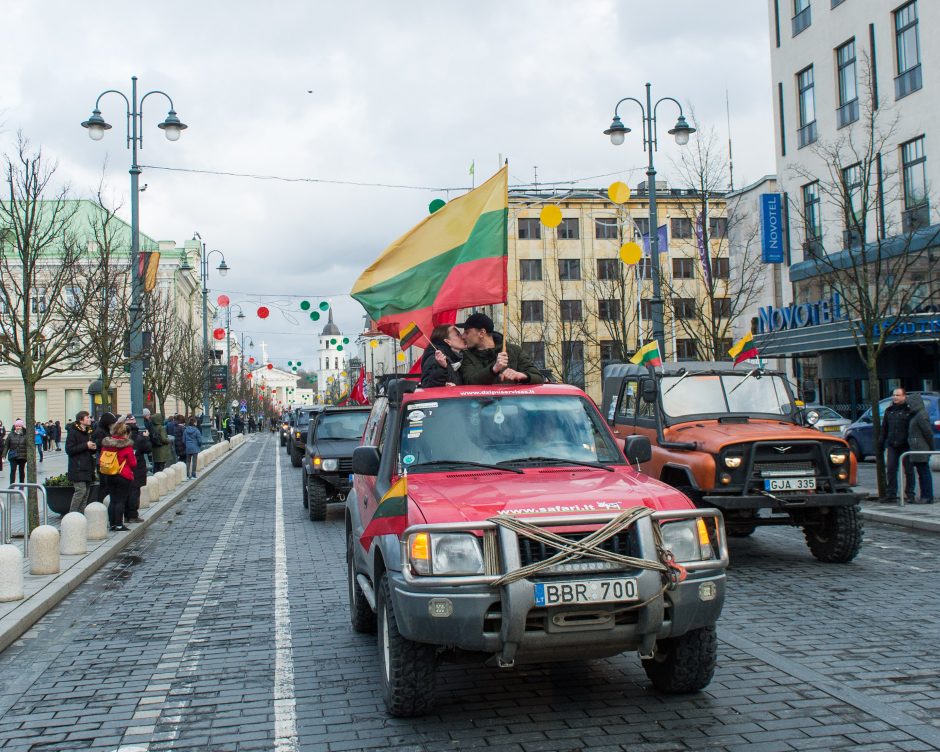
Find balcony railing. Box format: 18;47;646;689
792;6;811;36
798;120;817;149
837;99;859;129
895;64;923;100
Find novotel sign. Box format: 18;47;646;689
758;293;846;333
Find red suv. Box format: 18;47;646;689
346;380;728;717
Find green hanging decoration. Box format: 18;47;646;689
310;312;320;321
319;301;329;311
300;300;311;311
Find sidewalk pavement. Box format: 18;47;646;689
853;458;940;533
0;438;248;654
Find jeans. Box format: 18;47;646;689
911;460;934;501
69;481;92;513
186;453;198;477
36;444;43;462
885;444;916;499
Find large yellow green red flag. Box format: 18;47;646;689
351;166;508;341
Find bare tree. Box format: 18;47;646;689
789;57;940;495
0;135;92;526
171;320;206;415
143;289;187;414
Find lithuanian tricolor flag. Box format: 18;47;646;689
360;477;409;550
399;321;423;350
351;167;509;342
728;332;759;366
630;341;662;368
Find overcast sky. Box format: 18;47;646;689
1;0;775;368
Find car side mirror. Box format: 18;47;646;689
640;378;658;404
352;446;381;476
623;435;652;465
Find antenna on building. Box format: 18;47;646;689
726;89;734;191
533;165;538;191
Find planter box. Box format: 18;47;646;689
45;482;100;515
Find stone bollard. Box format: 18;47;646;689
0;545;24;602
60;512;88;556
139;483;152;510
164;469;177;491
29;526;60;575
85;502;108;540
174;462;186;484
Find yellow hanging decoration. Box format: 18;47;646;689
397;352;406;362
619;242;643;265
539;205;563;228
608;181;631;204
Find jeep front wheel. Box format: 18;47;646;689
308;479;328;522
377;573;437;717
642;625;717;694
301;475;309;508
803;506;863;563
347;533;376;634
290;446;303;468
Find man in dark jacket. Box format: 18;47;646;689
125;415;152;523
881;388;915;502
66;411;98;513
907;393;934;503
421;324;466;387
457;312;544;386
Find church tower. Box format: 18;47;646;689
316;309;350;402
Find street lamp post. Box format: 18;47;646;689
180;236;228;442
226;304;245;416
603;82;695;358
82;76;187;421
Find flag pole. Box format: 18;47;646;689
502;303;508;353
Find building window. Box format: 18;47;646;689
708;217;728;238
557;218;580;240
713;298;731;318
901;136;927;209
895;2;922;99
633;217;650;237
803;181;822;239
560;299;583;321
640;299;652;320
595;218;619;240
598;299;621;321
558;259;581;281
676;338;699;360
842;163;863;226
792;0;811;36
600;340;620;372
670;217;693;239
597;258;620;280
562;341;585;388
30;288;47;314
519;259;542;281
836;38;859;127
712;257;730;279
672;258;695;279
673;298;696;320
522;341;545;369
518;218;541;240
797;66;817;148
521;300;544;322
63;286;82;310
637;258;652;280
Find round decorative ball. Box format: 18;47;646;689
607;181;631;204
300;300;311;310
267;363;273;370
429;198;446;214
319;301;329;311
619;242;643;265
540;205;563;228
310;311;320;321
257;306;270;319
217;294;230;307
213;328;225;341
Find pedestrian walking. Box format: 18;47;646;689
4;420;28;484
65;411;97;513
150;412;172;472
99;419;136;531
0;420;6;473
125;415;151;523
881;388;915;502
34;422;45;463
173;415;186;461
907;393;935;504
54;420;62;451
183;418;202;479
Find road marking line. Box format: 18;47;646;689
116;436;265;751
274;443;299;751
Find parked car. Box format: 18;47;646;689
347;379;728;717
843;392;940;460
288;406;321;467
803;405;851;436
302;406;371;521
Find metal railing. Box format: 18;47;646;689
0;488;31;556
899;450;940;506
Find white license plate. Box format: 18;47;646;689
765;477;816;491
534;578;638;607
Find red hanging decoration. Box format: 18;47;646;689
267;363;274;369
257;306;270;319
213;328;225;341
248;357;255;364
247;373;253;379
217;294;230;307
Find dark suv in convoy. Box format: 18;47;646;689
302;406;371;521
288;407;321;467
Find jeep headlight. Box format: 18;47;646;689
723;455;743;469
321;458;338;471
408;532;484;576
805;409;820;426
828;449;848;465
659;520;714;562
294;431;302;439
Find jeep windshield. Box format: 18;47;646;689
660;372;795;421
399;394;624;471
314;411;369;440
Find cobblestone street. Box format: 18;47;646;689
1;433;939;751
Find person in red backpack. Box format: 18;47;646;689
100;418;137;531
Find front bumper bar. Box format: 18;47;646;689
701;492;860;510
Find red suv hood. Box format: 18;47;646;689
405;467;693;524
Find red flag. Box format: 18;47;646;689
350;366;368;405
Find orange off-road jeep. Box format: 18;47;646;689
602;362;862;563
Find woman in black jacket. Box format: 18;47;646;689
4;420;29;484
66;411;98;513
907;394;935;503
420;325;467;388
125;415;152;523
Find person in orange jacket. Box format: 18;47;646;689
100;417;137;531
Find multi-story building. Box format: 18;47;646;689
763;0;940;412
502;184;729;402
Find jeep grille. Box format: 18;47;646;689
517;529;641;573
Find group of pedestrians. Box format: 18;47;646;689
881;388;935;503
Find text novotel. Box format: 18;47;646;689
758;294;845;333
